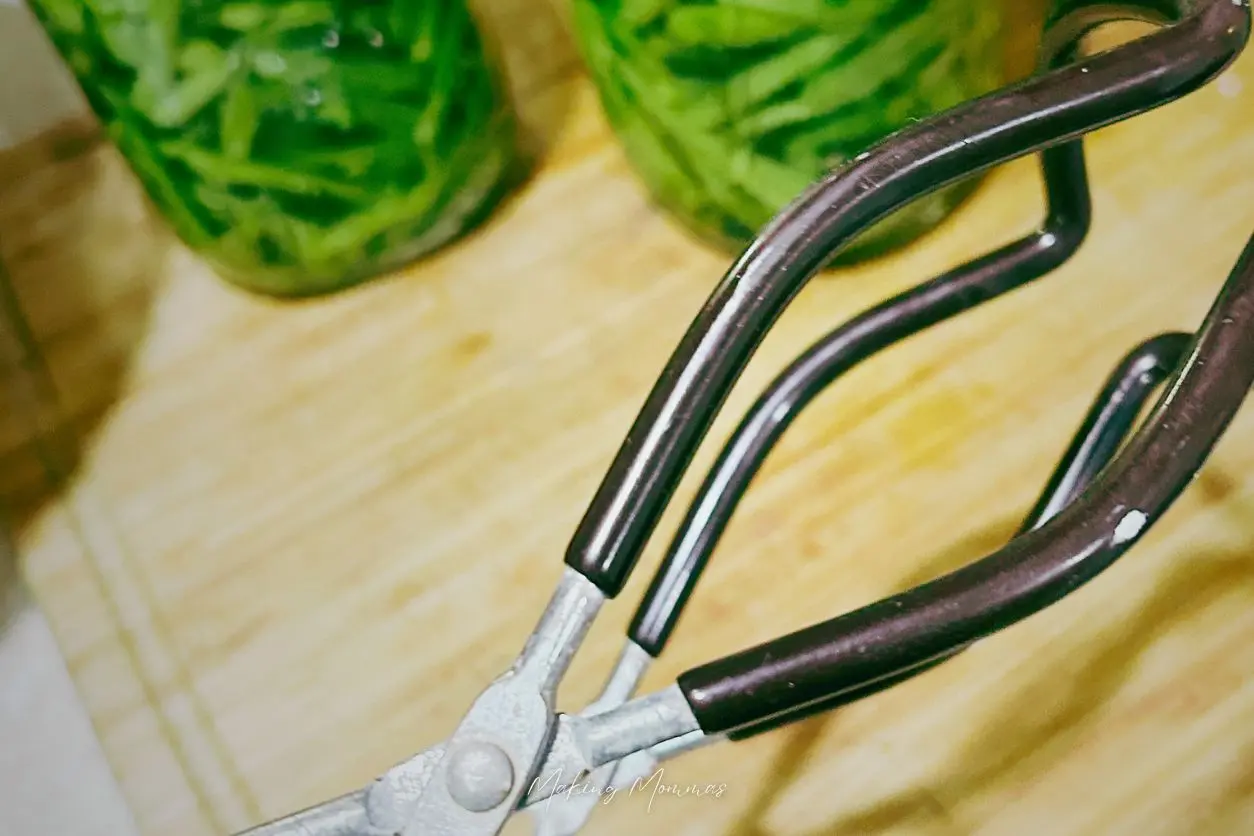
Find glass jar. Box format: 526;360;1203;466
570;0;1006;265
25;0;524;297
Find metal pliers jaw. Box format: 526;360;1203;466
238;1;1254;834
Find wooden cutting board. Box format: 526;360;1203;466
4;3;1254;835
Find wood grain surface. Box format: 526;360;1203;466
4;3;1254;835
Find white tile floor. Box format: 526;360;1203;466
1;6;142;834
0;586;141;836
0;0;85;149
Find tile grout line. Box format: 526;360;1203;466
0;251;257;833
61;483;263;831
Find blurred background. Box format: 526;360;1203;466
0;3;141;834
1;1;1253;835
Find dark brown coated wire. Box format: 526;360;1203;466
554;0;1254;735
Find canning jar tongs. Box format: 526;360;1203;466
239;1;1254;834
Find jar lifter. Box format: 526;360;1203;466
241;1;1254;834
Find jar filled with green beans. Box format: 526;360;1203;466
570;0;1006;264
26;0;524;297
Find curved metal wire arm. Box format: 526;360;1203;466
523;330;1188;836
510;0;1253;804
235;1;1253;833
564;0;1250;599
565;0;1254;736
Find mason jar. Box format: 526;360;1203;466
570;0;1006;265
24;0;525;296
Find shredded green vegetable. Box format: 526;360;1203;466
570;0;1005;263
26;0;522;296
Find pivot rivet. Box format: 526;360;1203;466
445;741;515;812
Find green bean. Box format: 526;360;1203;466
101;93;217;245
569;0;1004;257
394;0;441;62
582;8;728;131
620;0;669;28
788;11;947;117
218;80;259;159
26;0;522;295
718;33;858;114
665;6;807;48
715;0;906;29
417;3;468;150
88;7;163;69
217;2;334;32
35;0;85;36
273;145;380;179
162;140;370;200
132;41;235;126
307;178;443;261
335;58;432;99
